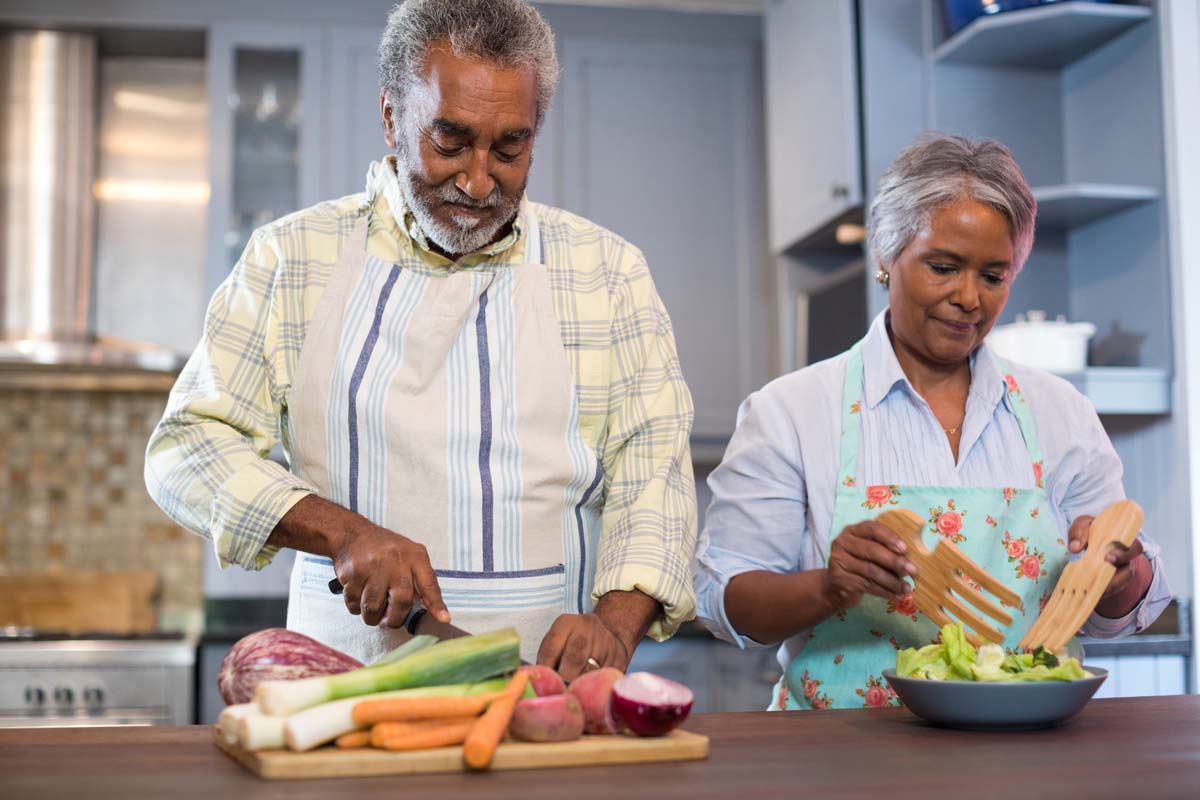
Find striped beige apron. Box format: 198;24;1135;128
284;203;603;665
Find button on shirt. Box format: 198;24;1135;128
145;157;698;639
694;312;1169;667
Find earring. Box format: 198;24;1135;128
874;269;890;287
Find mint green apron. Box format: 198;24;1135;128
775;341;1068;710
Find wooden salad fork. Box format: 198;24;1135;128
1020;499;1144;653
876;508;1022;647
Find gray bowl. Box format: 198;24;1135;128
882;667;1108;731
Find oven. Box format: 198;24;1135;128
0;631;195;728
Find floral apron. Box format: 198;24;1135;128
284;199;603;666
774;340;1068;710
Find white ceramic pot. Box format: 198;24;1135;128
986;311;1097;374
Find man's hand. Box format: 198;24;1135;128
1067;514;1151;617
536;589;660;680
268;495;449;628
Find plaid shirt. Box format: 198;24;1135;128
145;158;697;638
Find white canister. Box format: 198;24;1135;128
985;311;1097;374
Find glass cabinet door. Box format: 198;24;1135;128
206;25;321;296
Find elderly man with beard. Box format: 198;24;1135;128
146;0;697;676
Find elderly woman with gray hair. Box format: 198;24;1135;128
693;133;1169;710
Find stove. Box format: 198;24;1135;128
0;630;195;727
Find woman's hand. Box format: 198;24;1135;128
823;521;917;610
1067;515;1152;617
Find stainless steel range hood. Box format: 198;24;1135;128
0;29;183;372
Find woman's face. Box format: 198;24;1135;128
887;198;1015;367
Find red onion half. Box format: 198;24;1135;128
609;672;694;737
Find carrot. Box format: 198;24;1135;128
335;730;371;749
463;671;529;770
370;719;476;751
351;692;503;726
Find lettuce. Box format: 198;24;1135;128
895;623;1092;682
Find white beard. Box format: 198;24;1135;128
394;144;521;258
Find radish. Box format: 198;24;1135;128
567;667;624;734
609;672;694;737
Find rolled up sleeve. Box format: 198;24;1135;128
694;389;809;649
1054;394;1172;639
145;230;315;570
591;248;697;641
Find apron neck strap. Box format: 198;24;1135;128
993;357;1046;470
521;203;543;266
836;340;867;486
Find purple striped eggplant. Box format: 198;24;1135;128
218;628;362;705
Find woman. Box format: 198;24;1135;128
694;133;1170;710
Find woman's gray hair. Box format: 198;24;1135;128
867;132;1037;276
378;0;560;129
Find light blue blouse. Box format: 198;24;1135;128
694;312;1170;668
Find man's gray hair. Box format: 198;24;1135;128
378;0;560;128
867;132;1037;275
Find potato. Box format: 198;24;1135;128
519;664;567;697
567;667;624;734
509;694;586;742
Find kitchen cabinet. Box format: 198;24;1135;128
763;0;862;253
205;23;324;298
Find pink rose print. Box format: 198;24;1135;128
1021;555;1042;580
774;682;789;710
1032;460;1044;489
1005;374;1020;394
928;500;967;543
960;574;983;593
1002;531;1027;560
889;636;901;651
862;485;900;510
887;592;918;621
843;476;856;487
1030;507;1040;520
856;675;898;709
850;401;861;415
869;629;884;638
834;654;844;665
985;515;998;528
1003;487;1017;505
835;608;848;622
801;670;834;709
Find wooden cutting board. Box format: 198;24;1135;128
214;726;709;779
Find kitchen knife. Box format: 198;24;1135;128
327;577;529;663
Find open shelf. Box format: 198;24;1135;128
1063;367;1170;415
1033;183;1160;228
933;3;1153;69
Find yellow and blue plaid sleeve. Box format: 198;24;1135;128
144;229;315;570
590;243;698;640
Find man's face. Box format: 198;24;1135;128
385;43;538;258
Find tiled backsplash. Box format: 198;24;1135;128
0;389;203;634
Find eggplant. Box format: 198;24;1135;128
217;628;362;705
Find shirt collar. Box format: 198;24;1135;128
365;155;526;265
861;310;1010;415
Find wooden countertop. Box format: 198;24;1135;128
3;696;1198;799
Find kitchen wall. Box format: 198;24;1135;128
0;389;204;633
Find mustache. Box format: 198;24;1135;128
431;180;503;209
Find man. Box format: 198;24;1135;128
146;0;697;677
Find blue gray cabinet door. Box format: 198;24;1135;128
764;0;862;252
558;37;767;441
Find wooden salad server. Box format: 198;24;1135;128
876;508;1022;647
1020;499;1144;653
